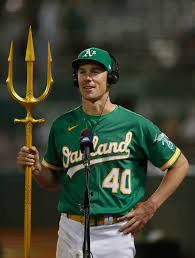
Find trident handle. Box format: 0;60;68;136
24;122;32;258
6;26;53;258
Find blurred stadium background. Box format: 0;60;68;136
0;0;195;257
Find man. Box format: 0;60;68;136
17;47;189;258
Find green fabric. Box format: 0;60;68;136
43;105;180;216
72;47;112;71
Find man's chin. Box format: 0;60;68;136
82;94;99;102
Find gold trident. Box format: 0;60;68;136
6;27;53;258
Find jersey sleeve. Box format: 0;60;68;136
141;119;181;171
42;122;63;171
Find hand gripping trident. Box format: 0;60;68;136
6;27;53;258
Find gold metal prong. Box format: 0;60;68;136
6;41;25;104
25;26;35;62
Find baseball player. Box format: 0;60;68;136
17;47;189;258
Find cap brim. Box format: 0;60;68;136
72;59;85;69
72;58;107;70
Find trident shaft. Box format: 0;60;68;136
6;27;53;258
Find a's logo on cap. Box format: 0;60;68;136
83;48;96;57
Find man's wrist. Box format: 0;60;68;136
32;164;42;176
145;198;159;212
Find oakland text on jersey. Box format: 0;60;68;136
62;132;132;178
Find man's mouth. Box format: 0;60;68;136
83;86;95;89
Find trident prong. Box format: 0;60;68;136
36;41;54;104
6;41;26;105
6;26;53;258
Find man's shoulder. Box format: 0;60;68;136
118;105;151;124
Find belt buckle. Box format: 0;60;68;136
90;215;117;226
104;216;114;225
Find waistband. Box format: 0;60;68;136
66;214;119;226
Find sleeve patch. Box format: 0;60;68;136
154;133;174;150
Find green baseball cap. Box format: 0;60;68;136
72;47;112;72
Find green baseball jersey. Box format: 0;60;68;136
42;105;181;216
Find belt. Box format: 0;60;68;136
67;214;118;226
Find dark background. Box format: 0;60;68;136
0;0;194;257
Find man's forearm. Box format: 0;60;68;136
32;165;61;191
147;153;189;210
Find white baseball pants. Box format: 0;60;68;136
56;214;136;258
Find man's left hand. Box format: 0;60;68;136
117;200;157;235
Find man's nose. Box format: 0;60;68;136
84;74;92;81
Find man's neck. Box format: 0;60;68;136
82;97;116;116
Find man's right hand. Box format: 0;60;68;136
17;146;41;172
